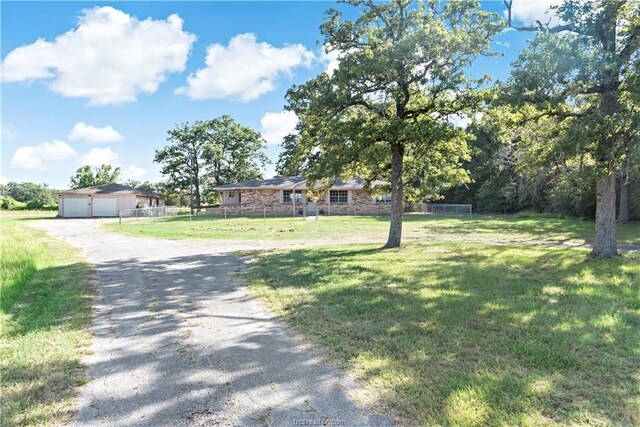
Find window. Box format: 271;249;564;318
283;190;303;203
375;194;392;204
329;190;348;203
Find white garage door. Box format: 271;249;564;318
63;198;89;217
92;198;119;217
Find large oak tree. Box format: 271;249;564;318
284;0;503;248
503;0;640;257
154;116;268;209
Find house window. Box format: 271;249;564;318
376;194;392;204
329;190;348;203
283;190;303;203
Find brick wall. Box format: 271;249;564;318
210;189;391;216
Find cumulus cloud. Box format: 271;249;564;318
11;140;77;170
0;177;9;185
68;122;123;144
319;45;341;76
260;110;298;146
79;147;119;167
126;164;146;179
177;33;314;102
1;7;196;105
508;0;563;26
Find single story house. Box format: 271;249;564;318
57;183;164;218
211;177;391;215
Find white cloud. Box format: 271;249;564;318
79;147;119;167
1;122;17;140
177;33;315;102
11;140;77;170
319;45;341;75
508;0;562;26
1;7;195;105
126;164;146;179
68;122;123;144
0;177;9;185
260;110;298;146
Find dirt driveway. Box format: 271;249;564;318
32;219;390;427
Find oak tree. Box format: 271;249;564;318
284;0;503;248
503;0;640;257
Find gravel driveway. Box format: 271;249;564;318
32;219;390;427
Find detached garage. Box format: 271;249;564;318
58;183;165;218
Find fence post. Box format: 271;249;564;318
224;208;227;220
263;207;266;220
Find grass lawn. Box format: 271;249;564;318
1;212;94;426
247;243;640;426
104;213;640;245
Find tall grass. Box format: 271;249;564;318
1;215;94;426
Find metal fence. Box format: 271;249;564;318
423;203;472;216
119;206;178;219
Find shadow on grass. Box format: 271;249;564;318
249;244;640;425
11;251;383;426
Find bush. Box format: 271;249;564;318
547;168;597;219
476;173;519;213
0;196;27;210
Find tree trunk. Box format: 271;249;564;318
194;180;201;209
384;143;404;248
593;172;618;257
618;156;630;224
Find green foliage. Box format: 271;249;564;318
282;0;503;245
69;164;121;189
0;196;26;210
548;166;598;218
154;115;269;207
476;172;519;213
0;182;56;210
122;180;161;194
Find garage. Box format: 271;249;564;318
92;198;119;217
63;197;89;217
58;183;165;218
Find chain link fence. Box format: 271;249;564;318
118;206;178;221
422;203;472;216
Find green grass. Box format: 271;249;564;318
104;213;640;245
247;243;640;426
1;213;94;426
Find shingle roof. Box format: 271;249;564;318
211;176;386;191
58;183;163;197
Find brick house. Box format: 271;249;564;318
211;177;391;215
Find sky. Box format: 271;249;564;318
1;0;560;189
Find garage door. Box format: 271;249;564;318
92;198;119;217
63;198;89;217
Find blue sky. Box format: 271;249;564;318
1;1;556;189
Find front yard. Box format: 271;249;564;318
247;243;640;426
0;213;94;426
105;213;640;245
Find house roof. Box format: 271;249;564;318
58;183;163;198
211;176;386;191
